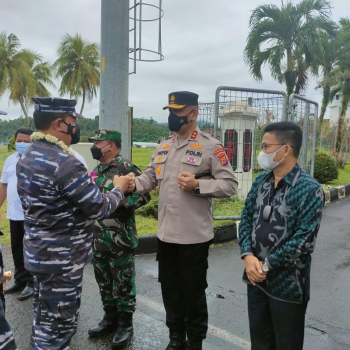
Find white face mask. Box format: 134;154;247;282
257;145;286;170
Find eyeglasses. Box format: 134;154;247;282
260;143;294;152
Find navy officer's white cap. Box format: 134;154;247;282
32;97;84;118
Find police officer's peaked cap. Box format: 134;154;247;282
0;110;7;115
89;129;122;142
163;91;199;110
32;97;84;119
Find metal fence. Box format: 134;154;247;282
198;86;319;221
288;94;318;176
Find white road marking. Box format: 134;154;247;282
137;294;251;349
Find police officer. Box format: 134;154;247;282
128;92;238;350
0;109;17;350
87;129;150;349
16;98;131;350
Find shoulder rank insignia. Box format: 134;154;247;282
161;144;170;149
190;130;198;140
190;142;203;149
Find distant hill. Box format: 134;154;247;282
0;116;170;143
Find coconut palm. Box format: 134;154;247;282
0;32;54;125
244;0;334;99
53;33;100;114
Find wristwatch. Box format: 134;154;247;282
262;261;269;273
192;184;200;195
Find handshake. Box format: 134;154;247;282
112;173;136;193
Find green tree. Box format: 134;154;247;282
244;0;334;99
314;21;350;144
0;32;54;126
328;19;350;156
53;33;100;114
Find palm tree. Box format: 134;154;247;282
0;32;54;126
313;28;342;143
53;33;100;114
244;0;334;99
327;19;350;156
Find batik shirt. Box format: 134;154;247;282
239;164;324;303
93;156;150;252
16;140;125;275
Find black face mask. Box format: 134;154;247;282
60;120;80;144
168;110;194;132
90;143;111;160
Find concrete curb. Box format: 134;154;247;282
136;223;237;255
136;183;350;254
324;183;350;205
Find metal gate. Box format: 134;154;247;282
288;94;318;176
198;87;319;222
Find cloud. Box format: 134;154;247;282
0;0;347;123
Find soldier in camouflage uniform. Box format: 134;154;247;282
88;129;150;350
16;98;130;350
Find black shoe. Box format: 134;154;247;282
185;338;203;350
4;282;25;294
166;340;186;350
111;313;133;349
165;331;186;350
88;316;118;338
18;285;34;300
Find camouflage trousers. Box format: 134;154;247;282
0;260;17;350
93;249;136;315
31;266;84;350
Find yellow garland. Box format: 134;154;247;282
30;132;75;155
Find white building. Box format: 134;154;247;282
329;94;350;124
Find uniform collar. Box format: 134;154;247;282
98;155;122;172
264;163;301;188
170;126;201;142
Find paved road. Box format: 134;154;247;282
2;196;350;349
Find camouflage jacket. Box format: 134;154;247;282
93;155;150;252
16;140;125;274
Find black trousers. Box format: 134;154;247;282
157;238;211;340
247;284;308;350
9;220;33;287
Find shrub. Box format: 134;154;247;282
314;152;339;184
7;135;15;152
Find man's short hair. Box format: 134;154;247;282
15;128;33;139
264;122;302;158
33;110;67;131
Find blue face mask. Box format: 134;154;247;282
15;142;31;155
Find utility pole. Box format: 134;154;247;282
100;0;131;159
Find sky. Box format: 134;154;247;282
0;0;349;123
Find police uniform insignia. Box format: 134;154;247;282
156;166;162;175
186;157;197;165
161;144;170;149
190;142;203;149
190;131;198;140
170;94;176;104
156;156;163;163
214;148;224;155
218;153;229;166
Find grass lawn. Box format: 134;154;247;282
326;164;350;187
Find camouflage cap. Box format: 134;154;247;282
89;129;122;142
